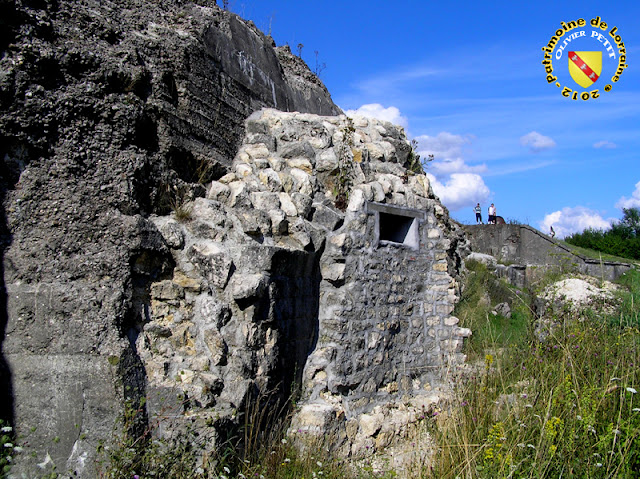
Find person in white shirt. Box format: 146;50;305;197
488;203;496;224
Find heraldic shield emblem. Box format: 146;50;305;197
568;51;602;88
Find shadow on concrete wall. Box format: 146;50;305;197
267;248;321;401
0;180;14;428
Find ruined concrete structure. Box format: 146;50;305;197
143;110;469;461
0;1;469;476
464;224;632;287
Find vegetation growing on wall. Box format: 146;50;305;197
332;117;355;211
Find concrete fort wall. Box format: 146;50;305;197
463;224;633;286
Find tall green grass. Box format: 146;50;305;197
429;264;640;478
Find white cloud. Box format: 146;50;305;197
593;140;617;149
429;158;486;176
414;132;472;160
616;181;640;209
413;132;490;211
415;132;485;175
426;172;490;212
344;103;408;129
519;131;556;152
539;206;612;239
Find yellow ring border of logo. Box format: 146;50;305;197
542;17;628;100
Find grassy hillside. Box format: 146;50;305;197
433;261;640;478
560;240;639;265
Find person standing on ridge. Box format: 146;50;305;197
488;203;496;224
474;203;482;224
550;225;555;238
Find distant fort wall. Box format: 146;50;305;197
463;224;633;287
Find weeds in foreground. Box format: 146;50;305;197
1;420;19;477
430;267;640;478
96;391;360;479
157;183;193;221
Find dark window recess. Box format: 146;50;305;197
379;212;415;244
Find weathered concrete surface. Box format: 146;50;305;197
0;1;339;475
137;109;470;463
463;224;632;286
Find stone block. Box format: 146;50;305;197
290;403;341;435
279;192;298;216
278;172;294;193
309;134;331;150
408;174;430;197
207;181;231;203
311;203;343;231
250;191;281;212
287;157;313;173
244;143;270;159
228;181;252;208
172;271;202;292
359;412;383;437
229;273;268;301
291;192;313;219
365;142;385;161
157;219;185;249
258;168;283;191
279;140;316;160
267;156;285;172
376;175;392;194
347;188;365;212
203;329;228;365
436;303;454;314
321;262;345;285
238;209;271;236
235;163;253;177
151;280;184;301
269;209;289;235
316;148;338;172
432;262;448;272
290;167;313;195
389;192;405;205
218;173;237;184
455;327;472;338
188;243;233;290
198;296;231;329
444;316;460;326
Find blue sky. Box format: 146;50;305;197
230;1;640;237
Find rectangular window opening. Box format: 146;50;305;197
366;201;425;251
379;212;415;244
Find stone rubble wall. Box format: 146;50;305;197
0;1;340;475
144;109;470;459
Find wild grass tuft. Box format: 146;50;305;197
428;267;640;478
